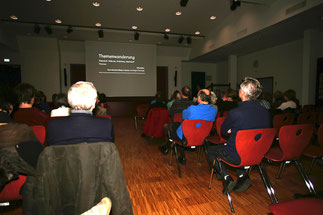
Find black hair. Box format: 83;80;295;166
198;90;211;103
15;83;36;104
53;93;69;108
181;86;191;98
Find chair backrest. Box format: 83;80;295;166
278;124;314;161
173;113;183;123
273;113;295;136
30;125;46;144
215;116;226;141
142;107;170;138
182;119;213;147
136;103;149;117
236;128;276;166
297;112;316;124
98;115;112;120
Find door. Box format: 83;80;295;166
157;66;168;100
70;64;86;85
191;72;205;98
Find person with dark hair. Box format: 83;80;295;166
0;85;44;190
167;90;181;109
162;89;217;164
146;91;167;116
13;83;49;126
50;93;70;117
272;90;284;109
276;89;299;111
217;88;238;116
34;90;51;114
208;77;270;194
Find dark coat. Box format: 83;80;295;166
221;100;271;163
47;112;114;145
22;142;133;215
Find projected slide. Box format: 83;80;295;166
85;41;157;97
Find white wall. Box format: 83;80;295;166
17;36;60;99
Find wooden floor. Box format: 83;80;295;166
1;116;323;214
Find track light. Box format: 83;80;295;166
44;25;52;34
34;24;41;34
178;35;184;44
66;26;73;34
186;37;191;44
180;0;189;7
98;29;104;38
134;31;140;40
164;33;169;40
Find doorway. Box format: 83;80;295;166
191;72;205;98
70;64;86;85
0;64;21;87
157;66;168;100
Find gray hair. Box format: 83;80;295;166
68;81;97;110
240;77;262;100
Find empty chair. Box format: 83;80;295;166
134;103;149;130
169;119;213;178
206;116;227;145
297;112;316;124
209;128;277;213
303;124;323;174
265;124;316;194
273;113;295;137
269;198;323;215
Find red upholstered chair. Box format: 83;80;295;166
98;115;112;120
142;107;170;140
273;113;295;137
303;124;323;174
206;116;227;145
208;128;277;213
265;124;316;194
169;119;213;178
173;113;183;123
297;112;316;124
134;103;149;130
0;125;46;203
269;198;323;215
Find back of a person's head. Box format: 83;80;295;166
198;89;211;104
98;93;107;103
210;91;217;105
54;93;68;108
0;85;16;113
274;90;283;100
240;77;262;100
225;88;237;99
181;86;191;98
284;89;296;100
15;83;36;104
68;81;97;110
172;90;181;101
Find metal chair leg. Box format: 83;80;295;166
258;163;278;204
203;142;212;170
174;144;181;178
169;141;174;165
247;166;252;176
307;158;317;175
294;160;316;194
134;116;138;130
208;160;216;189
277;161;286;179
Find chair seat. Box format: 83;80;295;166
303;146;323;158
206;135;227;144
265;147;283;162
269;198;323;215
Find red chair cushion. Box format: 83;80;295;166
0;175;26;202
269;198;323;215
143;108;170;138
265;147;283;162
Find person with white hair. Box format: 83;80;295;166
47;81;114;145
207;77;270;194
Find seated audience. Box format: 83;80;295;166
165;89;217;165
146;92;167;116
34;90;51;114
167;90;181;109
50;93;70;117
216;88;238;116
93;105;108;116
258;92;271;110
272;90;284;109
276;89;298;111
208;77;270;194
46;81;114;145
210;91;218;109
13;83;49;126
0;85;43;189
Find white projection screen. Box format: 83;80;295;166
85;41;156;97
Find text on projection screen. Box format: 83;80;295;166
98;54;145;74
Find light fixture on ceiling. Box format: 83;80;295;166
134;32;140;40
210;16;216;20
95;23;101;27
178;35;184;44
34;24;41;34
45;25;52;34
176;11;182;16
231;0;241;11
132;25;138;30
136;7;143;12
186;37;191;44
66;26;73;34
180;0;189;7
93;1;100;7
55;19;62;24
46;0;51;2
195;31;200;35
98;29;104;38
164;33;169;40
10;15;18;20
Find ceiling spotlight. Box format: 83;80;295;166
66;26;73;34
186;37;192;44
136;7;143;11
180;0;189;7
134;32;140;40
46;0;51;2
55;19;62;24
210;16;216;20
98;29;104;38
45;25;52;34
132;25;138;30
195;31;200;35
34;24;41;34
95;23;101;27
93;1;100;7
10;15;18;20
164;33;169;40
176;11;182;16
178;35;184;44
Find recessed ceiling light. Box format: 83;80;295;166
136;7;143;12
93;1;100;7
210;16;216;20
165;28;171;32
55;19;62;24
195;31;200;35
46;0;51;2
10;15;18;20
132;26;138;30
95;23;101;27
176;11;182;16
